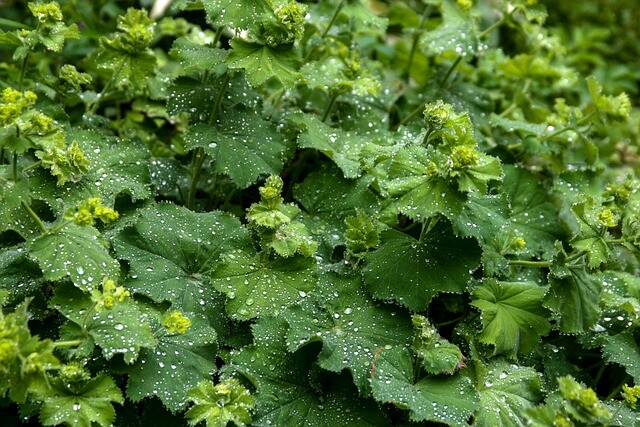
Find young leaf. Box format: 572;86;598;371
412;314;465;375
370;346;478;425
28;224;120;292
39;374;123;427
226;39;299;88
471;279;551;358
364;222;480;312
284;271;413;394
544;268;602;334
185;379;255;427
211;250;317;320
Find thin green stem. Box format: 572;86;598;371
12;152;18;182
606;238;625;244
18;54;29;91
53;339;83;348
499;79;531;117
21;201;48;234
212;25;224;46
478;16;505;40
565;250;587;263
321;91;339;122
321;0;344;39
87;62;126;115
435;314;467;328
303;0;344;62
22;160;42;173
394;102;425;130
188;71;231;209
81;302;98;338
439;55;463;87
406;6;432;77
508;259;551;268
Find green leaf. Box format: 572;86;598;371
28;224;120;292
364;222;480;311
294;165;379;246
52;283;155;364
471;279;551;358
113;203;252;313
382;146;467;221
170;37;228;75
0;167;41;238
370;346;478;425
601;331;640;383
30;129;151;213
502;166;563;256
284;271;413;394
0;245;43;303
201;0;268;29
39;374;123;427
289;112;366;179
569;197;611;268
185;109;285;188
185;379;255;427
228;316;391;426
126;314;218;412
412;314;465;375
226;39;299;88
544;269;602;334
211;250;317;320
474;361;544;427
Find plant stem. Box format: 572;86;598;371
499;79;531;117
87;62;125;115
18;54;29;91
50;219;74;234
53;339;83;348
0;17;29;29
21;201;48;234
394;102;425;130
12;152;18;182
439;55;463;87
406;5;432;77
508;259;551;268
213;25;224;46
303;0;344;62
565;250;587;263
321;91;339;122
187;71;231;209
321;0;344;39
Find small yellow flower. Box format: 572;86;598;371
622;384;640;408
163;310;192;334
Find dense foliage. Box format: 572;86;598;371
1;0;640;425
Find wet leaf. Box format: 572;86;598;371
364;221;481;311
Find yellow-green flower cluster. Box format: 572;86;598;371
162;310;192;334
59;64;92;91
0;88;37;126
457;0;473;12
72;198;119;226
424;100;456;129
596;208;619;228
451;145;479;169
59;362;91;383
275;1;307;40
112;8;155;52
28;1;63;22
91;279;131;311
558;375;610;420
622;384;640;408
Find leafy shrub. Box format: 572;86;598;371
0;0;639;425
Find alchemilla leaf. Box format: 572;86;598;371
211;250;317;320
471;279;551;358
364;221;480;311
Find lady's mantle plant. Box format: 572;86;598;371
1;0;640;425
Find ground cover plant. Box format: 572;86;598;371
0;0;639;425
